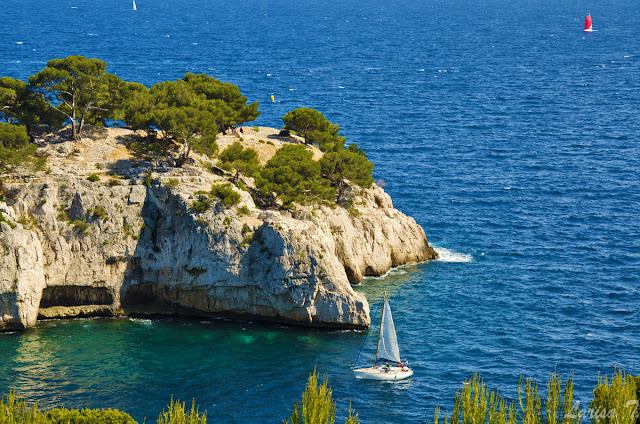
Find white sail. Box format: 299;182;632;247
132;0;137;10
376;298;401;363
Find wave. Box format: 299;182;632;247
128;317;153;325
363;267;408;281
434;246;473;263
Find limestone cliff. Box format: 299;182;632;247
0;127;437;331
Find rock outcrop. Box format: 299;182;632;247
0;127;437;331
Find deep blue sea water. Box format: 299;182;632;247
1;0;639;423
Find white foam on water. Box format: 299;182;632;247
503;186;524;190
129;317;152;325
15;41;23;44
434;246;473;263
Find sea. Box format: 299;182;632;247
1;0;639;423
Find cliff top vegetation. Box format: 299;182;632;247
0;55;375;211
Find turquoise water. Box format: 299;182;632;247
1;0;639;422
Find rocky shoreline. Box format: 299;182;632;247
0;126;437;331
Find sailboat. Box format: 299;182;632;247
132;0;137;11
352;292;413;381
584;14;593;32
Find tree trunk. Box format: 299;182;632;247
71;96;79;141
174;140;192;168
77;99;93;140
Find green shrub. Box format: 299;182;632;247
46;407;137;424
252;126;260;132
210;183;240;207
0;212;16;229
256;145;334;209
0;390;46;424
282;108;345;151
191;198;212;214
108;178;120;187
284;368;359;424
237;205;250;217
87;174;100;182
191;134;219;159
319;145;374;202
424;372;583;424
72;219;90;234
0;123;45;175
218;142;261;182
56;208;69;222
92;205;108;221
347;207;361;218
157;398;205;424
164;178;179;188
591;368;639;424
143;169;153;186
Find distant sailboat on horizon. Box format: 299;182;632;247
132;0;137;11
584;14;593;32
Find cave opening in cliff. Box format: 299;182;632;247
39;286;114;308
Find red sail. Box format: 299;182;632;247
584;14;592;30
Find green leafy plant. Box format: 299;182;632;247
218;142;261;183
237;205;251;217
424;372;585;424
71;219;90;234
87;174;100;182
191;198;212;214
210;183;240;207
284;369;359;424
164;178;179;188
143;169;153;186
0;123;45;178
157;398;205;424
0;212;16;229
92;205;108;221
255;144;334;209
319;144;374;203
282;108;345;151
591;368;639;424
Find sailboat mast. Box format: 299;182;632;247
373;291;387;365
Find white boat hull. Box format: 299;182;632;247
353;366;414;381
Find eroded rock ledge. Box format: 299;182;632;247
0;127;437;331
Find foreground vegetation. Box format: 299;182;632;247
1;369;638;424
0;55;375;210
425;368;640;424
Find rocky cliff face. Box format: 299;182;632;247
0;127;437;331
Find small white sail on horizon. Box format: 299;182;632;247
132;0;137;11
